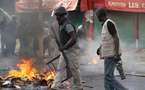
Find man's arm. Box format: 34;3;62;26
107;21;120;55
61;24;77;50
96;45;101;55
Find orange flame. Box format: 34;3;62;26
44;69;56;80
88;57;98;64
8;58;56;81
8;58;37;80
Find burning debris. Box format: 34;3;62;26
88;57;98;65
88;56;99;65
0;57;56;89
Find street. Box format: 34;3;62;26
0;49;145;90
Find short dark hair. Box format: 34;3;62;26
95;8;107;17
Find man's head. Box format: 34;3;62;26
55;6;67;25
95;8;107;22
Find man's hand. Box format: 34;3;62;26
114;54;121;63
59;46;64;52
96;47;101;55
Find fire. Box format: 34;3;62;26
7;58;56;81
44;69;56;80
88;57;98;64
8;58;37;80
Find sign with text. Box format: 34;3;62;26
105;0;145;13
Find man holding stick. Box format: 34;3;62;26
50;6;83;90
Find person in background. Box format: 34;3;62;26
0;17;7;56
0;8;11;56
4;15;17;56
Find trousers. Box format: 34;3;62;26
51;46;82;90
104;57;128;90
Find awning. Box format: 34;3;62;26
80;0;145;13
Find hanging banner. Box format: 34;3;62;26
42;0;78;11
105;0;145;13
80;0;93;12
57;0;78;11
16;0;78;13
94;0;105;8
16;0;41;13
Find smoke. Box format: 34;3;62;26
79;38;104;76
121;48;145;75
120;40;136;49
119;39;145;74
79;37;145;76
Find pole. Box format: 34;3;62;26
86;0;94;40
135;14;139;48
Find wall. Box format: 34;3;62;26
69;11;145;48
109;12;145;48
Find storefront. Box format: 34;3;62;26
79;0;145;48
4;0;144;48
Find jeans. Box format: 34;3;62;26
104;57;128;90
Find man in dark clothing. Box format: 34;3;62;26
4;15;17;56
17;12;44;70
0;16;16;56
0;17;7;56
96;8;128;90
0;8;11;56
50;7;83;90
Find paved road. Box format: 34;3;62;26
80;48;145;90
80;64;145;90
0;48;145;90
82;74;145;90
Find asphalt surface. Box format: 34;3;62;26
80;65;145;90
0;48;145;90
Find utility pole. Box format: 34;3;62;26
135;13;139;48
